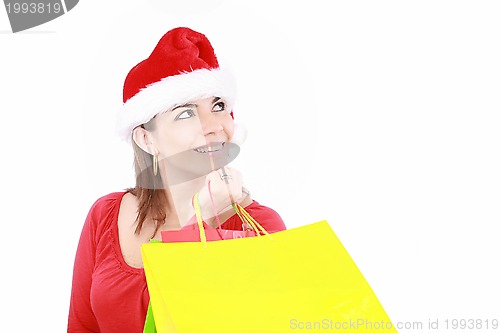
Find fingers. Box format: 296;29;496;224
218;167;233;184
217;167;241;184
205;167;243;206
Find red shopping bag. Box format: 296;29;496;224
161;192;262;243
161;221;256;243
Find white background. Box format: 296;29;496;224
1;1;499;332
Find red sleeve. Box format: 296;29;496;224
67;198;103;332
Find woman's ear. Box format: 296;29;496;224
132;126;156;155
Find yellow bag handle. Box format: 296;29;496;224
192;193;273;245
193;192;208;245
232;203;272;238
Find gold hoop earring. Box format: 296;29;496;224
153;152;158;176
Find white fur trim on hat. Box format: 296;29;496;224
116;68;236;142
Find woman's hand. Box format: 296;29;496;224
197;167;244;221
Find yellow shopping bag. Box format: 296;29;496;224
142;202;397;333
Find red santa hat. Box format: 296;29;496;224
116;27;236;142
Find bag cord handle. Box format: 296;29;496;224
192;191;272;245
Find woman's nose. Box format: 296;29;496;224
200;112;223;136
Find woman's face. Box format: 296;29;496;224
134;96;236;182
153;96;234;156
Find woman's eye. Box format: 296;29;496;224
213;101;226;112
175;109;195;120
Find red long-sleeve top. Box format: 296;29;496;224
67;191;286;333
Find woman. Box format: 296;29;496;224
67;27;286;332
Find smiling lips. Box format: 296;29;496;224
194;142;225;153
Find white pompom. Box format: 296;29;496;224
230;121;248;146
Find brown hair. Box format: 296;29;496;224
126;120;169;237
